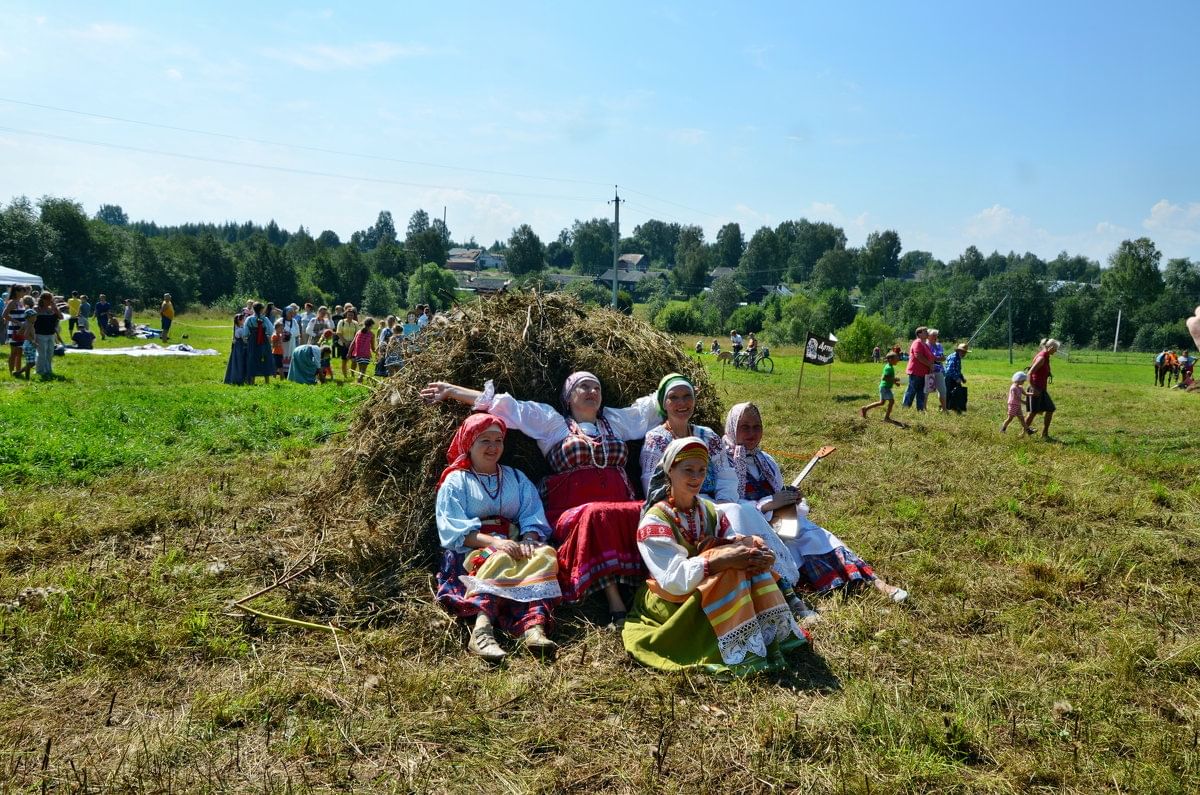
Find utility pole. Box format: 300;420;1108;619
1007;295;1013;364
1113;307;1122;353
608;185;623;308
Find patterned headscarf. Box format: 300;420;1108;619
642;436;709;514
655;373;694;418
437;413;507;488
722;402;783;499
560;371;601;410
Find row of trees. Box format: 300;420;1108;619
2;195;1198;352
0;198;460;315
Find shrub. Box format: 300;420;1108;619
728;304;765;334
835;312;897;363
654;303;703;333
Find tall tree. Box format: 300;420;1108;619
714;222;745;272
673;242;711;296
571;218;613;276
857;230;902;291
316;229;341;248
707;274;744;323
736;226;780;290
1101;238;1163;311
810;247;859;292
94;204;129;226
779;219;846;282
0;197;55;279
506;224;545;275
406;209;430;240
632;219;681;267
39;197;95;290
408;227;447;269
332;244;370;304
949;245;987;280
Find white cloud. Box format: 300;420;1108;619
1143;199;1200;241
965;204;1033;240
804;201;871;242
165;67;183;80
262;42;430;70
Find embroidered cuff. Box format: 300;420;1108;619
701;557;711;578
472;380;496;411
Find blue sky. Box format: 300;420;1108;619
2;1;1199;264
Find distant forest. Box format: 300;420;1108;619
2;195;1198;352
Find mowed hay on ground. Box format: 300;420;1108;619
296;292;721;621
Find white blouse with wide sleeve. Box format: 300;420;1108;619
635;502;732;597
639;424;740;503
434;466;552;554
473;379;658;456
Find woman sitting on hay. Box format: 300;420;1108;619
435;414;561;662
623;437;809;674
722;402;907;603
640;375;819;623
422;372;660;626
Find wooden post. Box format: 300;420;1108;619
827;362;832;395
796;358;806;396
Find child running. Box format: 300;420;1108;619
861;350;901;423
1001;371;1033;434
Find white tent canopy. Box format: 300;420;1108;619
0;265;44;289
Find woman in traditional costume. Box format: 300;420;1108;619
640;374;817;621
223;313;249;386
623;437;809;674
243;302;275;385
722;402;907;602
421;372;659;625
435;414;561;662
287;343;328;384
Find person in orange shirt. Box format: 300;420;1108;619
271;320;285;376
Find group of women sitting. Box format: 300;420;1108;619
420;371;907;676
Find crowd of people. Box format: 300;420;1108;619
861;327;1066;439
1154;348;1195;389
223;300;435;386
421;372;906;674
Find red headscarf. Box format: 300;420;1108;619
437;413;508;488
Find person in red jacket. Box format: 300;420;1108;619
901;326;935;411
1026;338;1059;439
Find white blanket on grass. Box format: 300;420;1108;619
63;343;220;357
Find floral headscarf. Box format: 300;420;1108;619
437;413;507;488
642;435;709;514
722;402;783;499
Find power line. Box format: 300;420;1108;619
620;185;724;220
0;125;604;204
0;96;612;188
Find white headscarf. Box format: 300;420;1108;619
722;402;783;498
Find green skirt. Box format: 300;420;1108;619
621;585;808;676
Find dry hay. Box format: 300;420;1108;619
295;291;723;622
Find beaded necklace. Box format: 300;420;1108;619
571;418;609;469
469;466;503;502
667;494;703;545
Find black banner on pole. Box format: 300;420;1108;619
803;332;836;366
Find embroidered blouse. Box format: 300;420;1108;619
636;498;732;596
473;379;658;466
640;423;739;502
435;465;552;554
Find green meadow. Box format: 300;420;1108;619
2;312;1198;793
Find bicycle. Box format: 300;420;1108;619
732;346;774;373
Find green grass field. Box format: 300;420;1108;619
2;312;1199;792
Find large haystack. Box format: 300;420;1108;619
296;292;722;621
